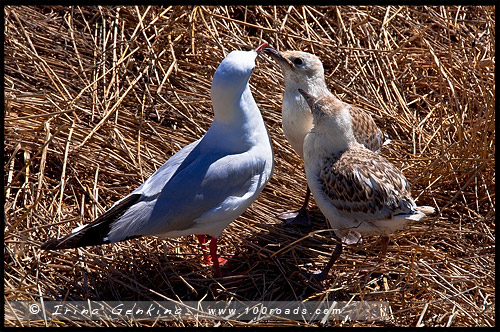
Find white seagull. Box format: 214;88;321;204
299;88;434;280
263;48;388;226
41;42;274;278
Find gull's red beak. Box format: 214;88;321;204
254;42;269;54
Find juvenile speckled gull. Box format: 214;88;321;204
299;88;434;280
41;42;274;278
263;48;389;226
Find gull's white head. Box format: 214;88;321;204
211;43;268;94
264;49;325;89
209;42;267;126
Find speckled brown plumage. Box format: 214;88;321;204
263;48;390;228
349;105;386;152
319;144;415;221
298;79;435;281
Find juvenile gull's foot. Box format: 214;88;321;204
277;207;311;227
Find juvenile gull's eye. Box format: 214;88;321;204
293;58;303;65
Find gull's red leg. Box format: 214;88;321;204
209;237;227;277
197;235;211;264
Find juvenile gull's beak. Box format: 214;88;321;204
263;47;294;69
298;88;315;109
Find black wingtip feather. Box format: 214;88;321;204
40;194;142;250
40;239;62;250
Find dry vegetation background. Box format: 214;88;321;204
3;5;495;327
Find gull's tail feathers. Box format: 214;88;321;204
41;194;142;250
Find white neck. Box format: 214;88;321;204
284;74;329;98
207;83;268;152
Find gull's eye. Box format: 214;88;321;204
293;58;303;65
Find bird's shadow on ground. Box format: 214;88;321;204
40;208;375;303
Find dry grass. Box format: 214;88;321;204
4;5;495;327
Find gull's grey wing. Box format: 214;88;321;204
132;138;202;197
41;139;202;249
106;150;272;241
